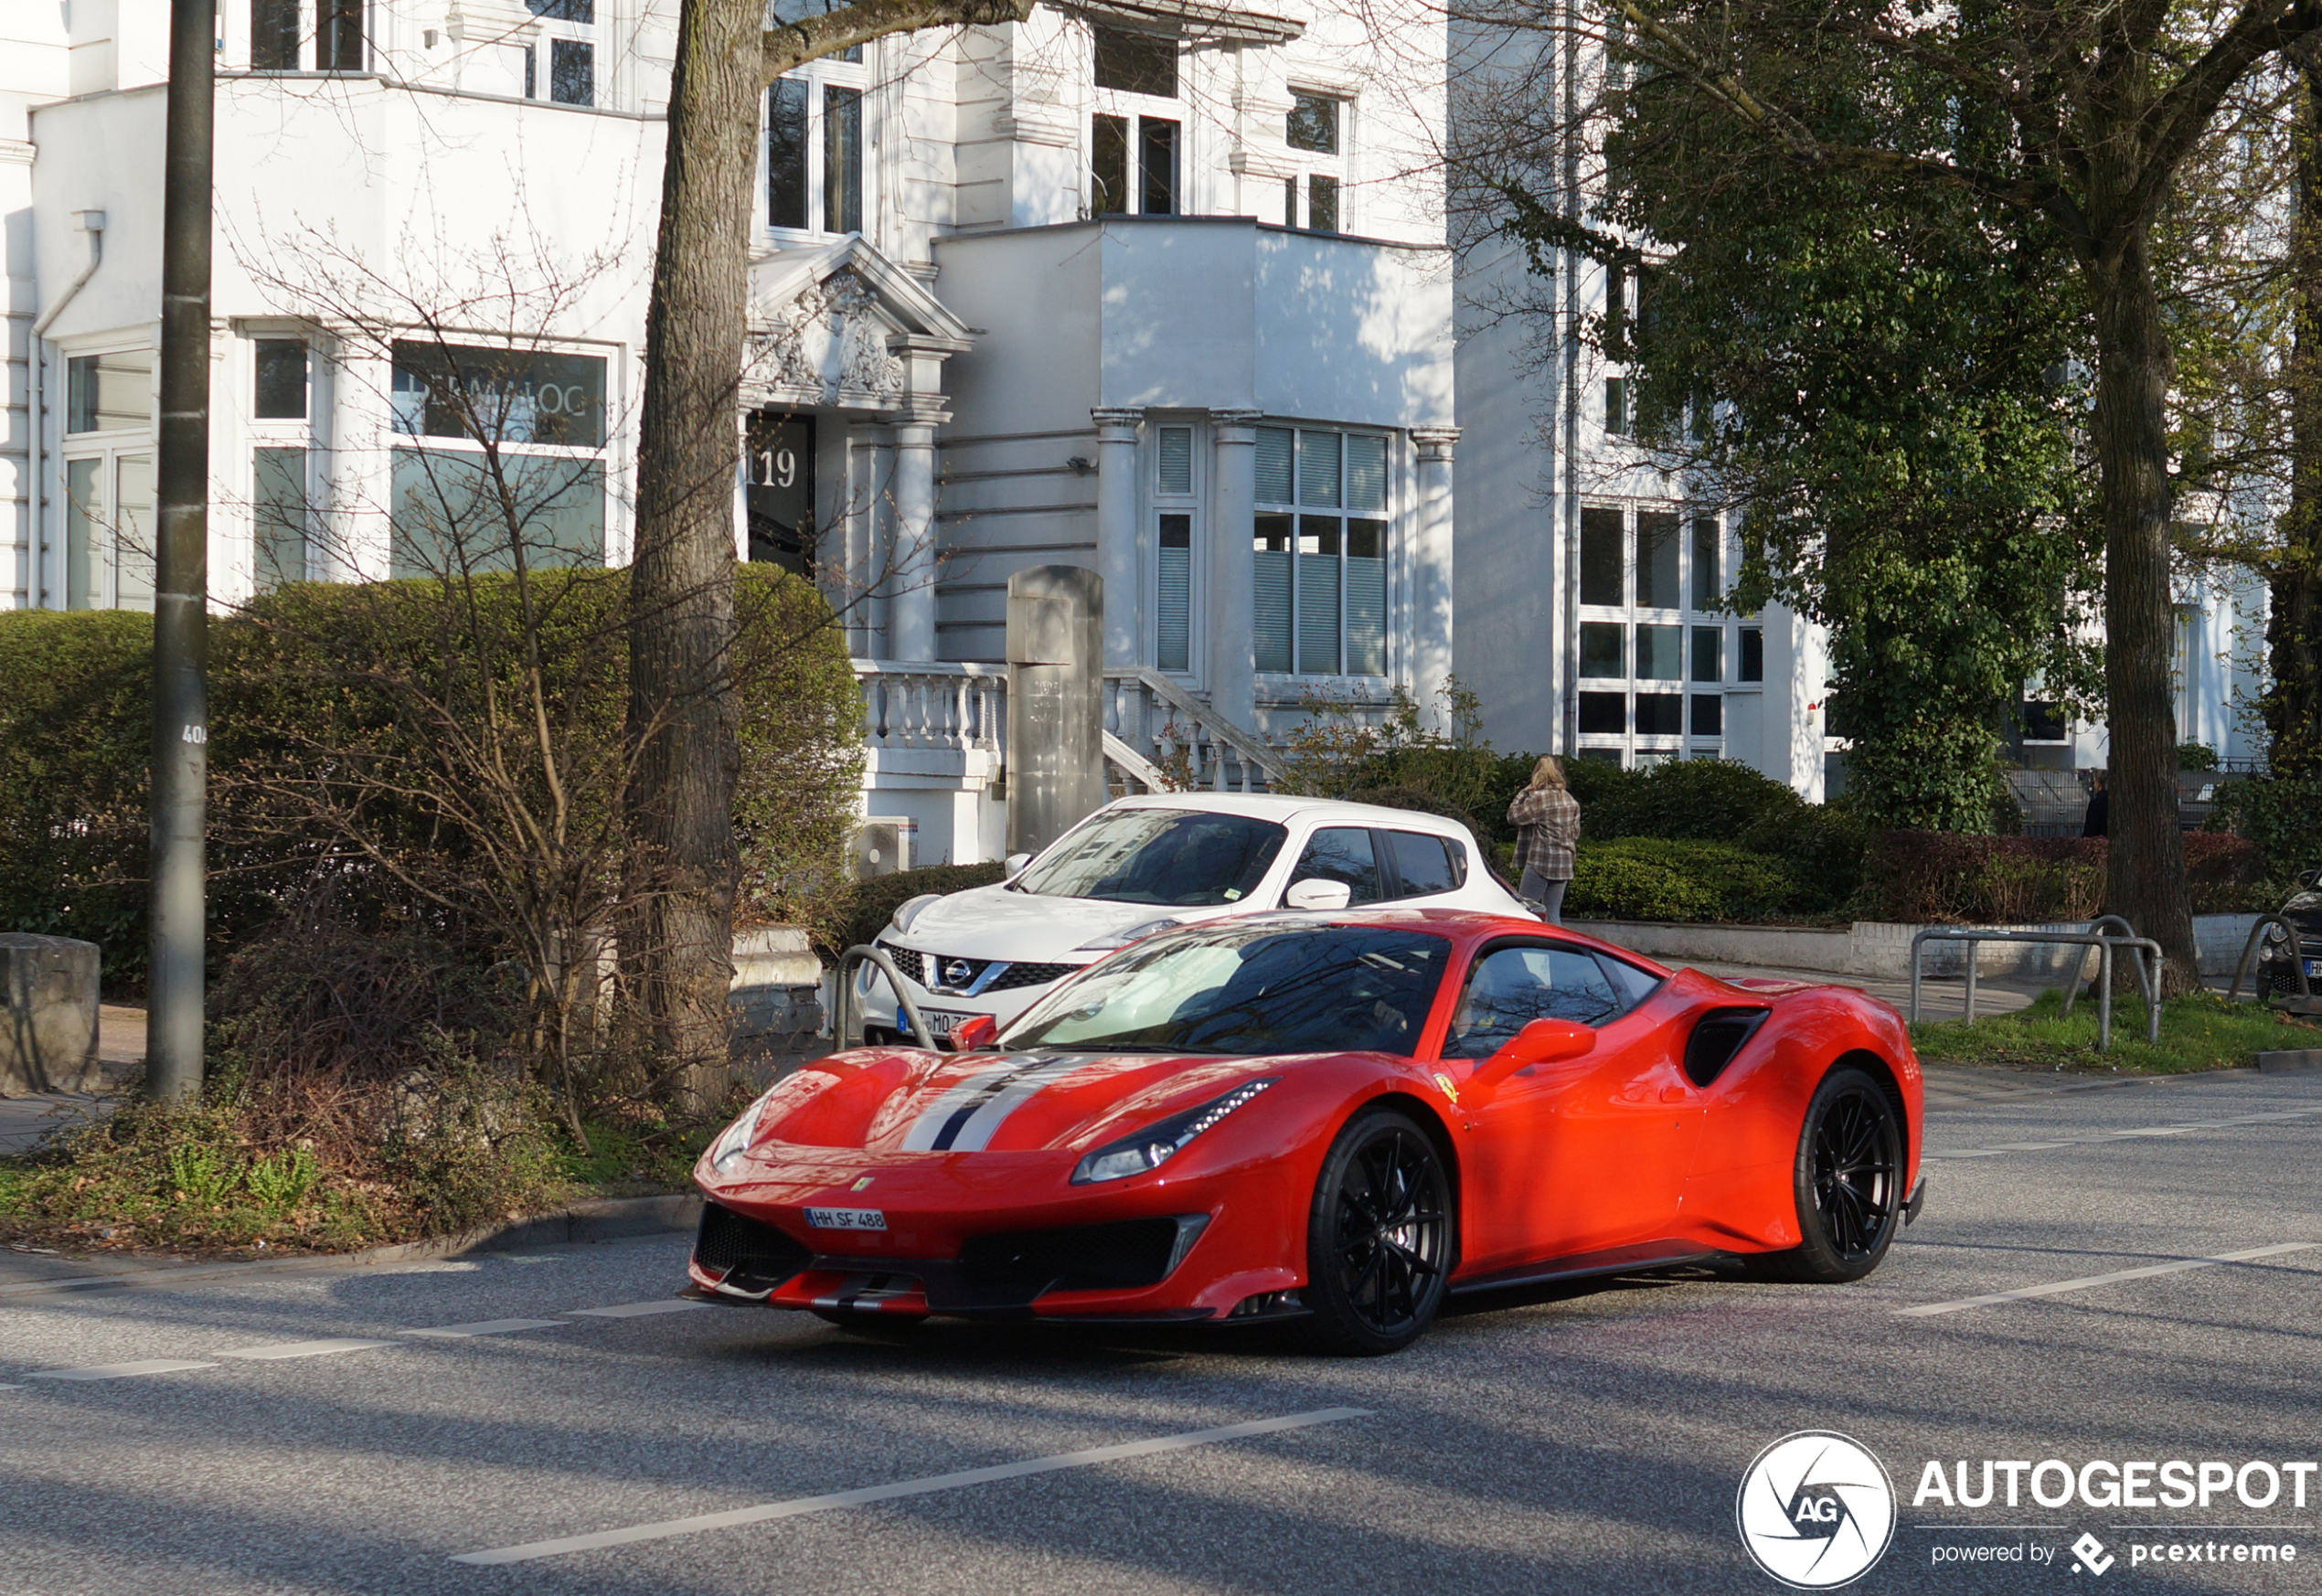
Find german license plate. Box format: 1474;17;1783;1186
2306;960;2322;979
804;1208;887;1231
917;1009;975;1037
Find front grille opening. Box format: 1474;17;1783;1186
985;962;1081;992
957;1216;1205;1299
694;1202;813;1292
1684;1006;1770;1088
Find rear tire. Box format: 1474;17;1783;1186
1293;1108;1454;1356
1746;1066;1904;1283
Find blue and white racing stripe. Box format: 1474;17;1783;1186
898;1054;1097;1153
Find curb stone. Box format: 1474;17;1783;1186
0;1191;702;1299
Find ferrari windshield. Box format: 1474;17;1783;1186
1000;923;1452;1057
1014;808;1287;907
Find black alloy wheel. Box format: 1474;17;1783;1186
1748;1066;1903;1283
1296;1109;1454;1355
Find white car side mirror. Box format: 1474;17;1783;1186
1284;878;1353;911
1004;852;1031;878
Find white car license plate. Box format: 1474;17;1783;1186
805;1208;887;1231
916;1009;975;1037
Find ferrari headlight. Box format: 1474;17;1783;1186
708;1088;778;1174
888;893;942;939
1070;1079;1276;1185
1072;917;1184;953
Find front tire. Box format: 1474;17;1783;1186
1294;1109;1454;1356
1748;1066;1904;1283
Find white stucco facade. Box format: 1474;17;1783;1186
3;0;1462;866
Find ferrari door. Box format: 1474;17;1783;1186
1443;941;1703;1270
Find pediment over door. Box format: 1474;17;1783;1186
743;238;972;417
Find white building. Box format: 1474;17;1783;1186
4;0;1459;866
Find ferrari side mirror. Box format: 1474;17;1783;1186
1479;1017;1595;1081
951;1014;999;1051
1284;878;1353;911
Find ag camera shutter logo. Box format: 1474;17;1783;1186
1737;1431;1898;1588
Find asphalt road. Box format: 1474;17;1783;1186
5;1063;2321;1596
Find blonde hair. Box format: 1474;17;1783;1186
1530;755;1567;791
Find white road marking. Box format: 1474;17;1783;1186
402;1319;570;1339
563;1300;710;1319
450;1406;1374;1566
216;1338;401;1360
27;1359;221;1381
1925;1104;2322;1162
1899;1242;2322;1317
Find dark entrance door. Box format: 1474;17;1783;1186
746;411;815;574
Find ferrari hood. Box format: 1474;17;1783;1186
888;884;1241;966
748;1048;1274;1157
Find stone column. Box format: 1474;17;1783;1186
888;415;939;663
1092;407;1143;666
1207;410;1261;732
1410;427;1460;725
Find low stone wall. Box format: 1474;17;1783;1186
1;934;102;1097
1572;915;2262;981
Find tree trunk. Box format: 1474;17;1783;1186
2087;237;2200;993
2273;56;2322;780
626;0;760;1110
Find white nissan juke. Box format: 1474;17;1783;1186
851;793;1534;1045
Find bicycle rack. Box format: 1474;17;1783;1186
829;944;939;1051
1908;923;2164;1051
2225;914;2316;1008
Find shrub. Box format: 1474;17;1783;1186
1342;785;1487;844
1576;757;1813;844
1866;831;2266;923
810;861;1008;960
2209;775;2322;880
1568;837;1810;922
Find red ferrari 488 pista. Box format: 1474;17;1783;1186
685;910;1924;1354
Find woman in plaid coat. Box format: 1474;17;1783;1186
1507;755;1582;923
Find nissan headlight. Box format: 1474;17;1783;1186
1070;1079;1276;1184
888;893;942;939
708;1088;778;1173
1072;917;1185;953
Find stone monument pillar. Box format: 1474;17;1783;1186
1007;565;1106;857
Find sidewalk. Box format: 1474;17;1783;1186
0;1004;144;1156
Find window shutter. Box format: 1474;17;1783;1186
1157;427;1192;495
1347;434;1386;513
1297;430;1341;506
1156;515;1191;671
1346;521;1385;676
1297;516;1341;675
1253;516;1293;673
1255;427;1294;504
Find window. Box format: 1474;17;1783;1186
254;340;307;420
1442;943;1626;1059
1139;117;1178;216
67;351;151;435
549;38;593;105
388;340;608;577
320;0;362;70
251;0;299;69
252;448;308;591
1252;425;1387;676
1579;620;1624;678
1604;376;1626;436
2020;700;2068;742
1605;262;1628;351
1093;113;1131;215
1637;623;1681;681
1305;174;1339;233
1691;516;1720;610
1094;26;1177;96
1636;693;1683;736
1156;516;1192;672
1636;511;1679;608
63;453;154;612
1287;90;1338;153
527;0;591;17
1287;827;1382;904
1739;626;1764;683
1580;506;1623;606
1690;625;1721;683
1578;691;1625;735
766;68;863;233
1690;694;1722;737
1382;831;1465;898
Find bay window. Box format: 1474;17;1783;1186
1252;424;1388;677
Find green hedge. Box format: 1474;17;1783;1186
2208;776;2322;880
810;861;1007;961
0;567;862;992
1568;837;1811;922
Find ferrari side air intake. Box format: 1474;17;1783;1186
1683;1006;1771;1088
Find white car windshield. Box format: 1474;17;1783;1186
1015;808;1287;907
1000;924;1452;1057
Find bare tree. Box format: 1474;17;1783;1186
625;0;1038;1091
